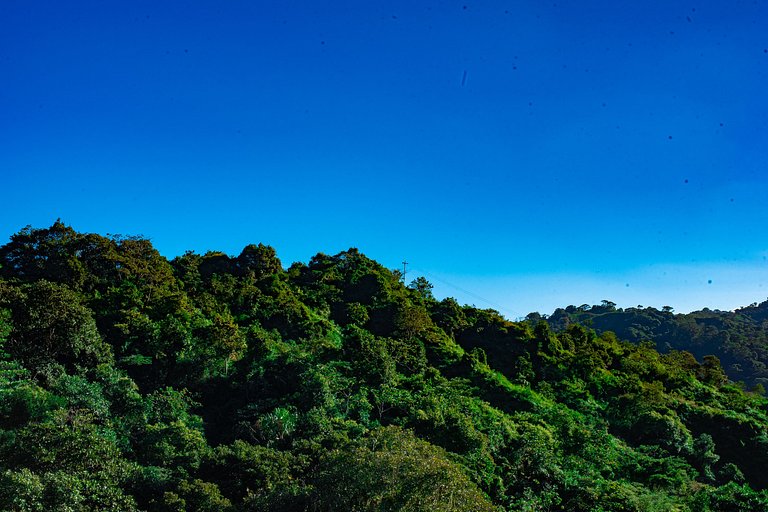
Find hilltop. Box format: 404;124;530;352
1;222;767;511
539;300;768;389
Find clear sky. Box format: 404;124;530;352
2;1;767;316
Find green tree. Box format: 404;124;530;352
236;243;282;279
693;433;720;483
312;426;498;511
409;276;434;301
0;281;112;373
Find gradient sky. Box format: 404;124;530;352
2;1;768;316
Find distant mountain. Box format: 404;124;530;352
539;300;768;388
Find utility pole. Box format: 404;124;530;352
402;260;408;283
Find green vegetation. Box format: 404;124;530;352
1;221;768;511
542;300;768;389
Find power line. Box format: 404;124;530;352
409;265;524;320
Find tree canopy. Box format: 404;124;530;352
1;222;768;511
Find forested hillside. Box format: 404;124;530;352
540;301;768;389
2;222;768;511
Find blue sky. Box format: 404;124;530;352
2;0;767;315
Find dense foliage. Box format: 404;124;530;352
541;300;768;389
2;221;768;511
